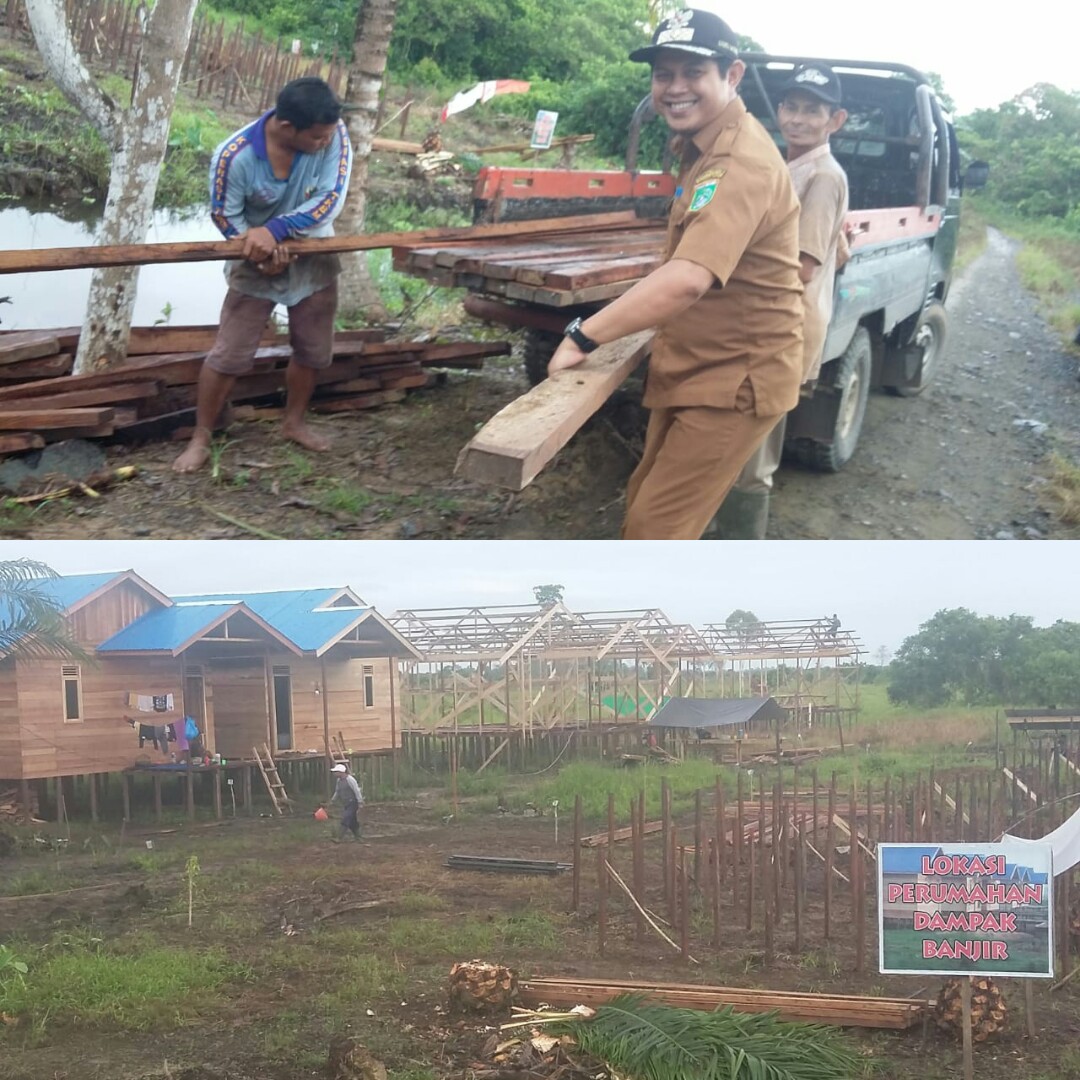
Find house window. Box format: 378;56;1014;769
363;665;374;709
61;665;82;722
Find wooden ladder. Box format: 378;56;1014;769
331;731;350;768
253;743;291;815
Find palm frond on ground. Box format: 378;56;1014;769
552;994;862;1080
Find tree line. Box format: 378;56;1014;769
887;608;1080;709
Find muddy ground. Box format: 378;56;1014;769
1;792;1079;1080
4;225;1078;541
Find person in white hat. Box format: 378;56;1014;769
328;761;364;841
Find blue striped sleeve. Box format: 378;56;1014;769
209;133;252;239
265;120;353;241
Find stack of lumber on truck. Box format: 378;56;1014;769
0;325;509;459
517;977;931;1030
392;218;664;309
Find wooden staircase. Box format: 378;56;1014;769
253;743;291;815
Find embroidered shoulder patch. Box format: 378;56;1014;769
688;170;725;212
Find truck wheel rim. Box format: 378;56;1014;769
916;323;939;381
838;364;863;439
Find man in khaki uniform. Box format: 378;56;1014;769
711;63;850;538
547;9;803;540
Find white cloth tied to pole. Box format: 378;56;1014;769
440;79;531;122
1004;803;1080;874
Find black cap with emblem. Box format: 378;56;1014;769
629;8;740;64
778;63;843;108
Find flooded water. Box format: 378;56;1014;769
0;200;229;330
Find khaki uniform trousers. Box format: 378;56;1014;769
622;379;781;540
731;413;787;494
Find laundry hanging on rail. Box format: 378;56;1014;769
125;691;175;713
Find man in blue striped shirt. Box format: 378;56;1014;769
173;77;353;473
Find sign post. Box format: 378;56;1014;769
878;841;1054;1076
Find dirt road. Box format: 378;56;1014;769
6;227;1078;541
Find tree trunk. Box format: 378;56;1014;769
25;0;199;373
336;0;399;324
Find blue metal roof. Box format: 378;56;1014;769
174;589;371;651
98;604;247;653
1;572;126;617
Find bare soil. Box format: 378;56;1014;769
1;795;1079;1080
4;227;1079;541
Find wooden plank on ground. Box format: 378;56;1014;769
0;433;46;454
455;330;652;490
0;354;74;381
1;381;163;411
0;331;60;366
0;407;115;431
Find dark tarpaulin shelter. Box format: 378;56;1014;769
646;696;787;729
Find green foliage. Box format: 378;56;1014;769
552;994;860;1080
532;584;564;605
958;84;1080;229
887;608;1080;708
488;60;667;166
0;559;91;663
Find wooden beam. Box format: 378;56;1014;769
455;330;652;490
0;331;61;365
0;213;642;274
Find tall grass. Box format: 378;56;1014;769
0;944;250;1034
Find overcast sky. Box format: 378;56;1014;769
695;1;1075;114
1;540;1074;659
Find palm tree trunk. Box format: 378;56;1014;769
336;0;399;323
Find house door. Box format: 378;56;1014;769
184;670;206;727
272;667;293;751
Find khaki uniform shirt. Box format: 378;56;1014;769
644;96;803;417
788;144;849;381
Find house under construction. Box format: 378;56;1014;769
389;603;863;738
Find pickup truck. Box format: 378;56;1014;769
395;54;961;473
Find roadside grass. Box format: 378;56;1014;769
976;198;1080;349
954;200;989;275
1044;453;1080;526
0;942;251;1037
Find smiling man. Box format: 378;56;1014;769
546;9;803;540
711;63;850;538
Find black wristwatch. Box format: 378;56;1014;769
564;317;600;353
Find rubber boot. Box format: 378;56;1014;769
704;489;770;539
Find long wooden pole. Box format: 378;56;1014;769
0;212;643;274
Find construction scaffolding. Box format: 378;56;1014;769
389;605;863;737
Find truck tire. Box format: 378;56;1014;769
889;302;947;397
523;328;562;386
796;326;872;473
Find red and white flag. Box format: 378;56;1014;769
440;79;531;122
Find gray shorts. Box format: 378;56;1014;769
205;281;338;376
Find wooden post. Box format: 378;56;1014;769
854;831;866;974
121;771;131;823
213;767;222;820
243;764;253;815
824;780;836;941
635;793;646;939
388;656;399;790
667;824;678;927
794;810;804;953
88;773;98;823
734;771;743;907
661;778;671;912
763;828;774;966
572;794;582;912
679;848;690;963
715;777;725;889
631;798;644;939
1024;977;1035;1038
713;822;722;949
694;789;702;889
607;792;616;853
153;773;162;822
597;847;607;959
186;768;195;821
811;767;819;849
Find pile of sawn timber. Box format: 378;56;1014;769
392;219;665;308
0;325;510;458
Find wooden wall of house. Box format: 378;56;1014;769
9;655;183;780
67;581;163;645
287;656;401;754
0;658;21;780
207;658;271;760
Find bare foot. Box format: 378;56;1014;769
172;437;212;473
282;420;331;453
